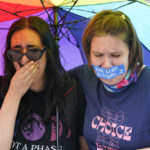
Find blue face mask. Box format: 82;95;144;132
92;64;126;80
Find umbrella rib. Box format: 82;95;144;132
0;5;47;17
58;0;88;34
42;0;78;6
0;28;9;30
36;10;47;16
113;1;134;10
54;23;74;45
58;18;89;26
13;8;46;14
0;8;22;17
57;19;81;48
57;18;89;38
40;0;54;25
59;1;78;6
58;25;83;30
60;30;78;47
58;1;78;24
64;7;96;15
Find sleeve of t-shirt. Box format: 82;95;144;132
69;65;83;80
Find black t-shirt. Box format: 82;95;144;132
0;79;86;150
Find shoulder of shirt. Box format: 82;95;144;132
69;64;89;73
68;64;94;80
145;66;150;71
140;66;150;78
135;66;150;89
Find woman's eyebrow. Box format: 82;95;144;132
92;50;103;54
11;45;22;49
11;44;40;49
110;50;122;54
26;45;39;48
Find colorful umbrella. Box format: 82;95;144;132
0;0;150;75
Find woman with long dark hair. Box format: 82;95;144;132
0;16;88;150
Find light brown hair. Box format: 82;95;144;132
82;10;143;74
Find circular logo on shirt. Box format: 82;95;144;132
21;113;45;141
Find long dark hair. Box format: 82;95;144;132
0;16;69;120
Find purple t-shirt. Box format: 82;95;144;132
70;65;150;150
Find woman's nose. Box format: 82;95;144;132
20;49;30;65
101;57;112;69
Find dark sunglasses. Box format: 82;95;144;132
7;48;46;62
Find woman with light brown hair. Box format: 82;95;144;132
70;10;150;149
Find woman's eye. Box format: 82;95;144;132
12;49;21;51
112;55;120;58
95;54;103;57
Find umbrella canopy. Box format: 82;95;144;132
0;0;150;75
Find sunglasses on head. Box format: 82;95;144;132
7;47;46;62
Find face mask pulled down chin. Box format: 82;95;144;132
92;64;126;80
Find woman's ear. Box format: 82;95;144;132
88;57;92;69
